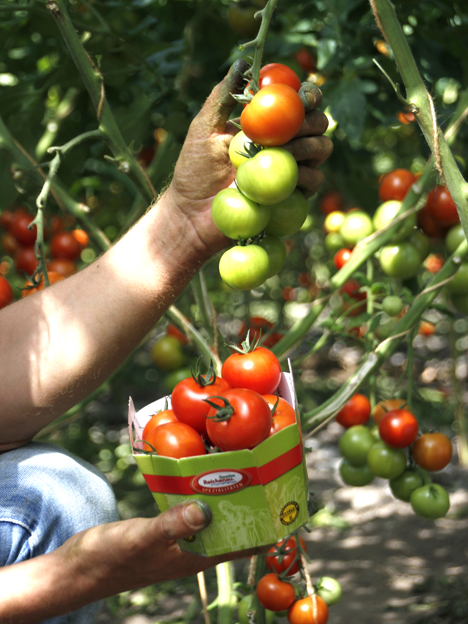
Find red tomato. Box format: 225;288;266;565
10;213;37;246
50;231;82;261
142;409;178;440
379;169;416;202
167;323;187;345
372;399;407;425
47;258;77;277
241;84;305;147
171;372;231;435
72;228;90;248
222;346;281;395
263;394;296;436
22;271;65;297
336;394;371;428
426;185;459;226
256;574;296;612
14;246;38;276
319;191;343;215
378;409;418;448
417;204;447;239
333;248;352;270
1;231;20;255
205;388;272;452
411;432;452;471
0;209;17;231
259;63;302;92
144;422;206;459
340;279;366;316
266;536;307;576
0;275;14;310
424;254;444;274
295;48;317;73
397;111;416;124
418;320;436;336
287;595;328;624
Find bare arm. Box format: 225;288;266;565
0;68;332;451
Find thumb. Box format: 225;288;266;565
198;58;250;130
156;500;213;541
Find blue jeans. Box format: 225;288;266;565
0;441;120;623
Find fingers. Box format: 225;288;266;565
295;110;329;138
197;59;250;132
153;500;212;542
285;135;334;166
298;82;323;112
297;167;325;198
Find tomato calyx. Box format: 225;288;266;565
226;330;262;355
191;357;220;388
203;396;235;422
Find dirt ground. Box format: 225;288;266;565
97;421;468;624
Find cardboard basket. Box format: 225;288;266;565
128;366;309;556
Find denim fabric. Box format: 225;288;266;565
0;442;119;623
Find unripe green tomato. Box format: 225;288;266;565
219;245;269;291
315;577;343;606
237;595;275;624
373;314;398;340
264;189;308;237
373;200;416;242
300;214;315;232
339;459;375;486
338;425;375;467
446;262;468;295
367;440;407;479
410;484;450;519
211;188;270;240
339;211;374;246
324;232;345;253
236;148;298;206
445;223;466;255
389;469;425;502
259;236;287;278
379;241;421;279
151;335;186;371
408;229;430;261
382;295;403;317
229;131;254;169
164;366;193;392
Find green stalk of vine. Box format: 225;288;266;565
45;0;157;204
216;562;236;624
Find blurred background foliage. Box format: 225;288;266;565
1;0;468;619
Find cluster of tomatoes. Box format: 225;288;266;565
0;205;89;307
336;394;452;520
141;339;296;457
213;63;308;291
241;534;341;624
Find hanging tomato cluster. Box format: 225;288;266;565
212;64;309;291
244;533;342;624
336;394;452;520
141;337;296;458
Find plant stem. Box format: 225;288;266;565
216;562;235;624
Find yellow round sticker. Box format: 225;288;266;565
280;501;299;525
184;535;196;543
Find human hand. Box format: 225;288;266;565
162;64;332;262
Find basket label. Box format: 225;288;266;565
190;469;252;495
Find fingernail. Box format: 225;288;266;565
184;500;212;529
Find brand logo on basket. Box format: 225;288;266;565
190;469;252;495
280;501;299;525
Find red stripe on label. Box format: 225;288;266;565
142;444;303;495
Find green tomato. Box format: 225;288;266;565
211;188;270;240
300;214;315;232
373;200;416;242
229;131;254;169
236;148;298;206
408;229;430;261
150;335;186;371
367;441;406;479
379;241;421;279
446;223;466;255
324;232;346;253
339;211;374;246
315;577;343;606
259;236;287;278
339;459;375;486
338;425;375;467
238;595;275;624
382;295;403;317
219;245;269;291
446;262;468;295
410;484;450;519
264;188;308;237
389;469;425;502
373;314;398;340
164;366;193;392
